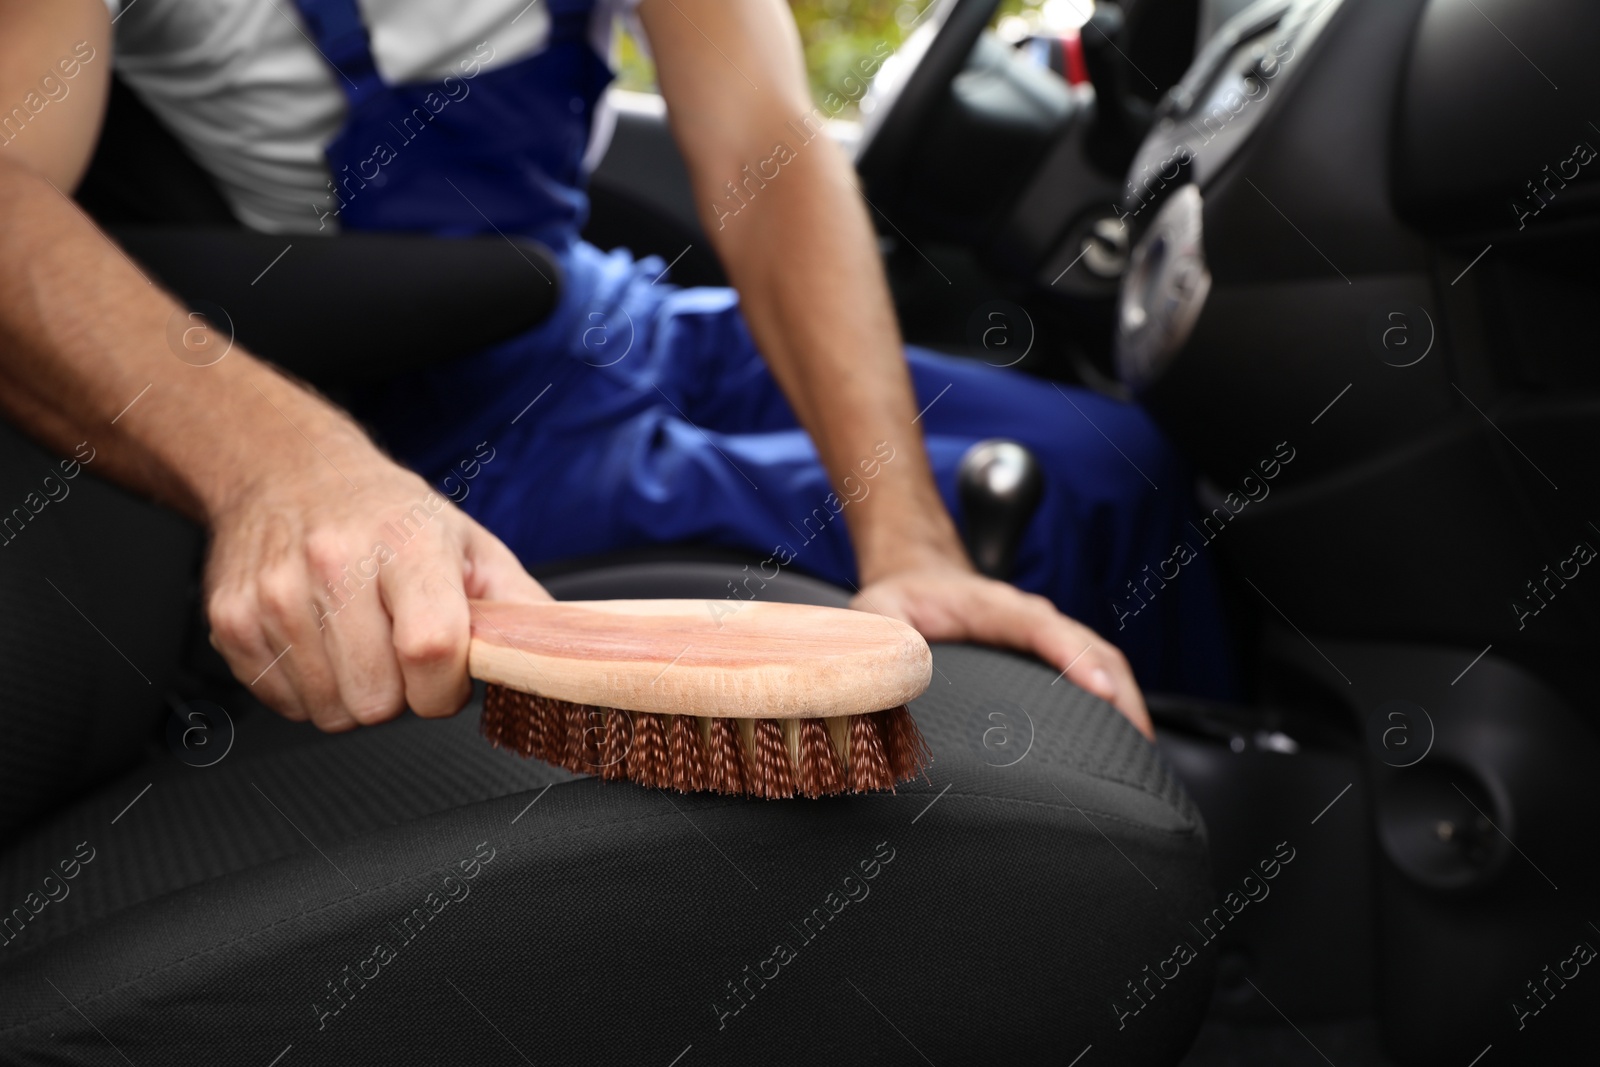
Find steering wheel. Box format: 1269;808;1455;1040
855;0;1001;203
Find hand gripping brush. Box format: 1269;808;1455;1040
470;599;933;798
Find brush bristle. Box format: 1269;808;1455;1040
750;718;796;799
533;694;562;762
481;686;931;798
879;704;933;782
847;712;893;793
629;711;669;788
598;709;631;780
482;683;513;749
667;713;708;792
705;717;748;795
796;718;844;798
560;702;597;772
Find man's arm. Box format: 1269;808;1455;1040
0;0;549;730
637;0;1152;736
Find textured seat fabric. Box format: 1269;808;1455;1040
0;636;1213;1066
0;419;199;846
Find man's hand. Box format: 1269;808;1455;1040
205;452;551;731
852;564;1154;740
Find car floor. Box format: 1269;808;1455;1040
1180;1014;1400;1066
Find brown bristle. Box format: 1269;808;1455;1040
480;684;509;749
847;712;894;792
597;709;632;780
628;711;669;788
580;706;605;770
520;693;547;758
481;685;535;757
751;718;796;799
879;705;932;781
796;718;845;798
667;714;708;792
553;700;590;772
705;717;748;794
483;685;925;798
492;690;521;755
530;694;561;761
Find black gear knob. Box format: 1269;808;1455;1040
1081;2;1130;132
957;439;1045;580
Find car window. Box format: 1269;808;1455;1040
615;0;1059;115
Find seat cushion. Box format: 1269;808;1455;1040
0;572;1214;1065
0;658;1213;1065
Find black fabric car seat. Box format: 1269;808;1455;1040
0;560;1215;1065
0;428;1217;1063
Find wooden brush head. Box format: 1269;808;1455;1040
467;599;932;717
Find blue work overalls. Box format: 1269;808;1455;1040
288;0;1234;698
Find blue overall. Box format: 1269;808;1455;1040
289;0;1234;698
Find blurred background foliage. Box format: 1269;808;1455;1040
616;0;1042;112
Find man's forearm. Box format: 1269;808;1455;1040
639;0;966;581
0;158;374;522
705;125;968;582
0;158;553;730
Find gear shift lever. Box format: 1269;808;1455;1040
1081;3;1131;135
1079;2;1152;172
957;440;1045;580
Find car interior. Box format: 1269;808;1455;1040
2;0;1597;1063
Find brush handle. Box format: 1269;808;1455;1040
467;599;932;718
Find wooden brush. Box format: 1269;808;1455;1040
468;599;934;798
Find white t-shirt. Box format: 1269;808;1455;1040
104;0;640;233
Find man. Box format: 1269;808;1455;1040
0;0;1227;737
